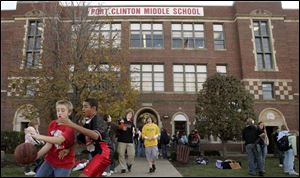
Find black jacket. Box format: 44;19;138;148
117;119;135;143
242;125;260;145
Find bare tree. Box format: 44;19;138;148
10;1;138;122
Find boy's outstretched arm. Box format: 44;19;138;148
32;134;65;145
36;142;52;160
58;117;100;141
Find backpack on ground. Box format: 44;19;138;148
215;160;223;169
277;135;291;151
195;156;208;165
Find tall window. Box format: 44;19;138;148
262;82;274;100
172;23;205;49
173;64;207;92
213;24;225;49
253;21;273;70
216;65;227;75
130;64;164;92
130;23;163;48
89;23;121;48
26;20;43;68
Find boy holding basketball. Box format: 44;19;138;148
58;98;113;177
31;100;75;177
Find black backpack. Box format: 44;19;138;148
277;135;291;151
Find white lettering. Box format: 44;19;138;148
88;7;204;16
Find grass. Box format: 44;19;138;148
1;153;299;177
172;156;299;177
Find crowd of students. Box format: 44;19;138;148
242;118;298;176
22;98;298;177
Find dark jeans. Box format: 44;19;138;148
246;144;263;175
161;144;168;159
279;150;284;165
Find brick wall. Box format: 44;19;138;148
1;1;298;135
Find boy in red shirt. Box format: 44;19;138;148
31;100;75;177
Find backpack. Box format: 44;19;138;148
195;156;208;165
215;160;223;169
277;135;291;151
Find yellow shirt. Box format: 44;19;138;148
142;123;160;147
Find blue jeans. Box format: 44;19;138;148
35;160;71;177
246;144;263;175
161;144;168;159
284;148;295;174
136;140;145;157
260;144;268;171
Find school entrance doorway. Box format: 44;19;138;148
171;112;190;136
134;107;161;130
258;108;288;154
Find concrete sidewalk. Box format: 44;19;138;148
111;157;182;177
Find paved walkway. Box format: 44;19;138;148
111;157;182;177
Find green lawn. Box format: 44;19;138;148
1;154;299;177
172;156;299;177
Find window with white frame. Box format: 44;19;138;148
172;23;205;49
130;23;163;48
87;64;121;92
253;21;273;70
130;64;164;92
213;24;225;49
216;65;227;75
88;23;121;48
173;64;207;92
262;82;274;100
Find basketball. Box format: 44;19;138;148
14;143;37;164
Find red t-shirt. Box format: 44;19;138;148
44;119;75;169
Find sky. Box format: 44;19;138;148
1;1;299;10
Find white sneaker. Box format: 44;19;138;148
72;162;87;171
279;164;283;168
109;170;114;174
102;172;108;176
25;171;36;176
289;171;299;176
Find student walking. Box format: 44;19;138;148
142;116;160;173
117;109;136;173
160;128;170;159
102;114;118;176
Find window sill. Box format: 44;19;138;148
254;69;279;72
214;49;227;51
129;47;165;50
261;98;276;101
171;48;207;50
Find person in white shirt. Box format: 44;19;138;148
278;125;298;176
